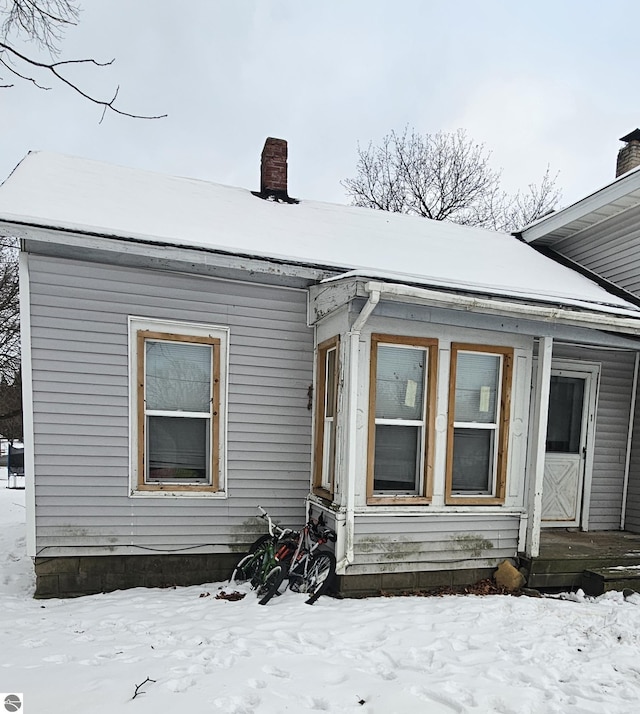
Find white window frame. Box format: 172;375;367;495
128;316;229;498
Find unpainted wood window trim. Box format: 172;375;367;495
445;343;513;506
367;334;438;505
312;336;340;500
136;329;221;493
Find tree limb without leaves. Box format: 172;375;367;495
0;237;22;441
343;128;560;233
0;0;166;120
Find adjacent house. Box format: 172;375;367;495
519;129;640;543
3;138;640;598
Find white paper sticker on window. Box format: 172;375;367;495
479;385;491;413
405;379;417;408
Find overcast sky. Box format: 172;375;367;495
1;0;639;210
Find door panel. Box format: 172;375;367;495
542;454;581;521
541;370;592;527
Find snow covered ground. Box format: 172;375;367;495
2;477;640;714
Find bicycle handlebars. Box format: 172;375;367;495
257;505;293;539
257;505;337;543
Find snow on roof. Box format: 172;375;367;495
0;151;637;315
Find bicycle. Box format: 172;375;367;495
230;506;294;605
231;506;337;605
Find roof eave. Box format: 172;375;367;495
518;164;640;244
360;280;640;336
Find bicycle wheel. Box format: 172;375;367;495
257;565;285;605
231;535;272;585
248;534;271;553
302;550;337;605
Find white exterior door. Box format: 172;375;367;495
541;363;598;528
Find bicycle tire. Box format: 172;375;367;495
257;565;285;605
230;535;272;585
303;550;337;605
248;533;272;553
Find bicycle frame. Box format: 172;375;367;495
232;506;336;604
276;513;336;592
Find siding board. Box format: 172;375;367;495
626;375;640;532
551;345;635;530
350;513;519;573
554;204;640;296
29;254;314;557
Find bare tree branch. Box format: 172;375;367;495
0;236;22;440
132;677;156;700
343;128;561;232
0;1;167;120
2;0;79;55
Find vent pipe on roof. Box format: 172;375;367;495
256;137;298;203
616;129;640;177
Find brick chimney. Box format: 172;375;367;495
260;137;288;199
616;129;640;177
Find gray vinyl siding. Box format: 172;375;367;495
552;344;636;530
625;376;640;532
554;203;640;296
549;208;640;532
348;514;519;574
28;254;313;556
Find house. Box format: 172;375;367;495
3;139;640;598
517;130;640;588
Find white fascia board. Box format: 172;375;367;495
520;169;640;244
363;280;640;336
0;221;332;285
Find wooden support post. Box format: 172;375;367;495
526;336;553;558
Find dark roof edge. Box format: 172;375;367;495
533;245;640;310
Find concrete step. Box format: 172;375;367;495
582;566;640;596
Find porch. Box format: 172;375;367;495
520;529;640;594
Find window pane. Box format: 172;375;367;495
147;416;208;482
452;428;493;493
373;424;420;493
455;353;500;424
146;341;211;412
321;419;335;490
325;348;336;419
375;346;425;420
546;376;585;453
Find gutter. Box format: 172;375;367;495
336;288;380;574
362;280;640;336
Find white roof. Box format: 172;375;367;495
0;151;637;315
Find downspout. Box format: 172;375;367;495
19;250;36;558
621;351;639;530
337;288;380;574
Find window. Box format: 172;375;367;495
313;337;339;497
546;376;585;453
446;344;513;504
367;335;437;503
130;318;228;495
